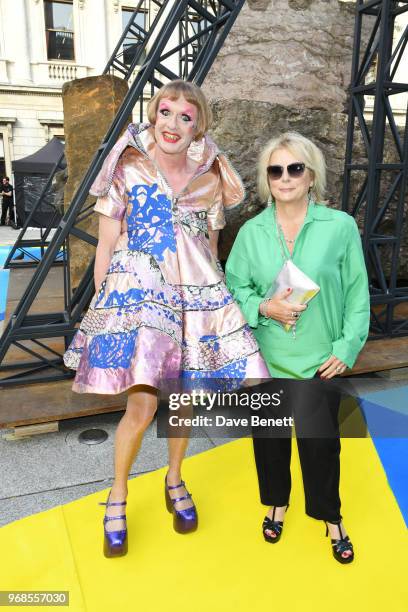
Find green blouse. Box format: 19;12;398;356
225;202;370;379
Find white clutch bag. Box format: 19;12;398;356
265;259;320;332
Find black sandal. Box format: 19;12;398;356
262;505;289;544
325;521;354;564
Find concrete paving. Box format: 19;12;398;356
0;409;228;527
0;225;56;246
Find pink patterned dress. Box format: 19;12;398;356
63;123;269;393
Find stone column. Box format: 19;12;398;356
86;0;109;73
8;0;32;84
62;75;129;287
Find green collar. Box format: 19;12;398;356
254;201;334;228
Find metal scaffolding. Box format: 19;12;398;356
342;0;408;337
4;0;225;270
4;0;163;269
0;0;245;387
179;1;218;78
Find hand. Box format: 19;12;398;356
260;288;307;326
318;355;347;379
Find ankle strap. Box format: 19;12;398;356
170;493;192;503
270;504;289;521
325;520;344;539
166;479;185;490
99;500;127;507
103;514;127;523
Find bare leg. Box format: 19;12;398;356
166;402;193;510
264;505;288;539
105;385;158;531
326;521;353;559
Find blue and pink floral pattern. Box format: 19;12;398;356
63;123;269;394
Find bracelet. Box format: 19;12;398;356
259;300;269;317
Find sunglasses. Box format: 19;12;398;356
266;162;306;180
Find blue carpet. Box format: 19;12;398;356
371;437;408;527
0;246;11;322
359;386;408;526
359;395;408;437
0;269;9;321
0;245;11;267
0;246;63;322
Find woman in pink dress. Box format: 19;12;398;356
64;80;268;557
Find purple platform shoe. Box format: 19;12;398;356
99;492;128;558
165;476;198;534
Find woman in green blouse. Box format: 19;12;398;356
226;132;370;564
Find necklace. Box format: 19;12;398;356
277;222;298;246
275;204;308;246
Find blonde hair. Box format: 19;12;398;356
257;132;327;204
146;80;212;140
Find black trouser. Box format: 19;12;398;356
252;378;342;523
1;197;15;225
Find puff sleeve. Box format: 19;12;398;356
93;159;127;222
215;153;245;210
207;175;226;231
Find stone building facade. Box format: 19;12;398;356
0;0;179;178
0;1;405;171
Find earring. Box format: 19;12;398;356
267;194;274;207
308;186;314;204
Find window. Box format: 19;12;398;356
44;0;75;61
122;7;146;66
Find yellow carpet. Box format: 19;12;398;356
1;438;407;612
